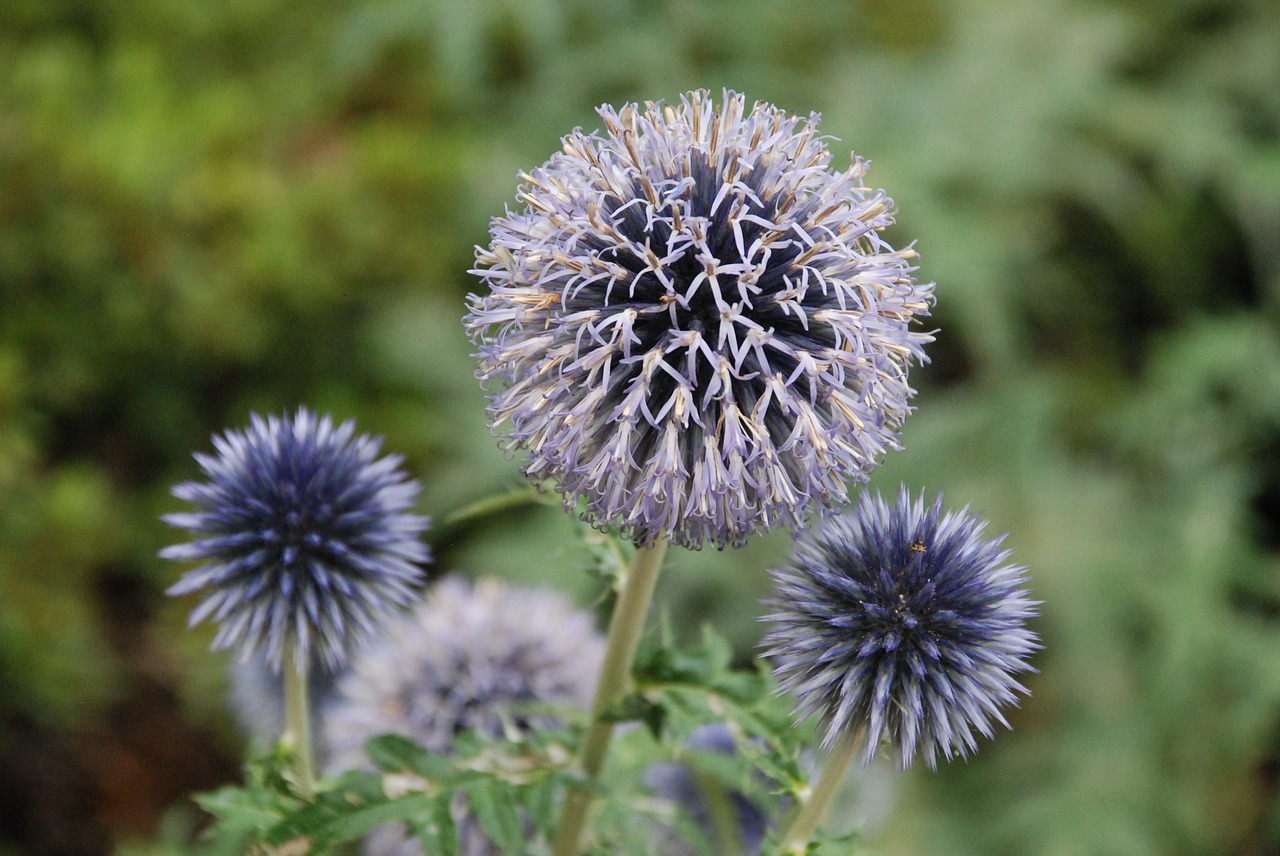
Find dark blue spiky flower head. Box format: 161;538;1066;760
161;408;430;673
465;90;934;550
762;488;1038;769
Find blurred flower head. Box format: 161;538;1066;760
466;89;933;549
762;488;1038;768
161;408;430;672
325;575;603;761
325;575;605;856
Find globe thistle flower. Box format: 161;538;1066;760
762;488;1038;769
161;408;430;673
466;89;934;550
324;576;605;856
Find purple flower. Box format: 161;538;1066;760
161;408;430;672
762;488;1038;768
466;90;933;549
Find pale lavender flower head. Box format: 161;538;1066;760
325;576;605;856
762;488;1038;769
466;90;934;549
161;408;430;673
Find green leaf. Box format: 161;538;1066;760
522;778;557;837
409;795;460;856
463;779;526;855
315;792;435;846
601;690;669;739
365;733;456;781
195;784;291;833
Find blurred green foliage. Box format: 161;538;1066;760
1;0;1278;853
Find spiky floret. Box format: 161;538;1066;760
762;488;1038;769
466;90;934;550
161;408;430;672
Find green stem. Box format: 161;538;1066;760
692;768;739;856
442;485;541;528
283;644;316;798
552;538;668;856
777;727;862;855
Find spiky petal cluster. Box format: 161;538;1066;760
325;576;605;856
762;488;1038;769
466;90;934;550
161;409;430;672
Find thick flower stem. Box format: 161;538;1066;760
552;539;668;856
283;644;316;798
777;727;861;855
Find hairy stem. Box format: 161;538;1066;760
552;538;668;856
777;727;862;854
283;644;316;798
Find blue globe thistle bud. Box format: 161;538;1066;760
324;576;605;856
161;408;430;673
762;488;1038;769
466;90;934;550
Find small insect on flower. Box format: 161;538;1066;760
160;408;430;673
762;488;1039;769
466;89;935;550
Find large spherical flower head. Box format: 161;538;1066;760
762;488;1038;769
161;408;430;673
466;90;934;550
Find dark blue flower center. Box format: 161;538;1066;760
563;154;842;464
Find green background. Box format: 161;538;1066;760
1;0;1278;853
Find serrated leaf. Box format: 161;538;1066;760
314;792;435;846
195;785;290;831
365;733;455;781
409;794;460;856
463;779;525;854
601;690;669;739
523;778;557;836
